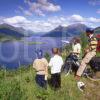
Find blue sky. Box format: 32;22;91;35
0;0;100;32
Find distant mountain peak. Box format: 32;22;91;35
0;23;35;37
67;23;86;28
0;23;15;28
0;23;34;40
42;23;88;37
51;25;64;32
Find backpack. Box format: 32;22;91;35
96;34;100;52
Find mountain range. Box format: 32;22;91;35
43;24;100;37
0;23;34;41
42;23;88;37
0;23;100;41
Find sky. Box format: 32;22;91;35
0;0;100;32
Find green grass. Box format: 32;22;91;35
20;41;46;45
0;33;21;42
27;42;46;45
0;66;100;100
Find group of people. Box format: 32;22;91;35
33;48;63;90
33;28;98;92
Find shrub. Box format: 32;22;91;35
44;52;50;62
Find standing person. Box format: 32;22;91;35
49;48;63;90
75;28;97;92
33;49;48;89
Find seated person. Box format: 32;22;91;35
72;38;81;58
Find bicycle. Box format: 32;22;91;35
62;53;100;81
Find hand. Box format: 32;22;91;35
45;75;48;80
84;48;89;54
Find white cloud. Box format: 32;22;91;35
68;14;84;22
34;9;45;16
41;2;61;12
2;16;55;32
20;0;61;16
19;6;32;16
24;10;32;16
0;17;5;24
60;17;66;21
4;16;31;25
1;15;100;32
88;17;100;23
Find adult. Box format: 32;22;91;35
75;28;97;91
72;38;81;58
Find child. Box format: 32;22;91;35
49;48;63;90
33;49;48;89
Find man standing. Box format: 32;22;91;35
75;28;97;91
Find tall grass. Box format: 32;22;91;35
0;66;100;100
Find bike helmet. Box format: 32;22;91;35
35;49;43;59
86;28;94;33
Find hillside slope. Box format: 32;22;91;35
95;27;100;34
0;23;33;41
0;66;100;100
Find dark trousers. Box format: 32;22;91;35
35;74;47;89
50;73;61;89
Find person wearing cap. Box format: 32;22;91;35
49;48;63;90
33;49;48;89
75;28;97;92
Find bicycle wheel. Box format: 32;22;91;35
86;74;100;81
86;71;100;81
63;61;72;77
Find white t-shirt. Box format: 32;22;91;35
49;55;63;74
72;43;81;54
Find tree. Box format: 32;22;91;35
80;32;88;52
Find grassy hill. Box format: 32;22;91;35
0;66;100;100
0;23;32;41
0;24;25;39
0;33;20;42
95;27;100;34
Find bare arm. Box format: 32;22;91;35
44;59;49;80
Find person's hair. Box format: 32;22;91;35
75;38;81;43
52;48;59;54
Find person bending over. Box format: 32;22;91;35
75;28;97;92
